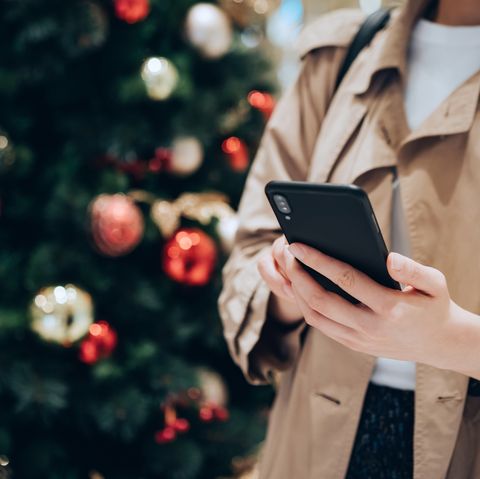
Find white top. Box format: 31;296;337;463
370;18;480;390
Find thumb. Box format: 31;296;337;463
387;252;445;296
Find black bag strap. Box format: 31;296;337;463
335;8;392;90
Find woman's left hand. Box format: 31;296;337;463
285;242;475;371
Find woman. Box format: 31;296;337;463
218;0;480;477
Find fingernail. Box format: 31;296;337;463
390;253;403;271
283;284;295;299
288;243;304;259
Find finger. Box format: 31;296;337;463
293;284;359;347
272;236;290;274
257;254;295;300
288;242;390;312
387;252;447;296
273;257;289;281
286;255;369;331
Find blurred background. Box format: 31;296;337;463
0;0;397;478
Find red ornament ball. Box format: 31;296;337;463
154;426;176;444
199;406;214;422
221;136;249;172
173;418;190;433
79;321;118;364
114;0;150;23
213;405;229;422
162;228;217;286
248;90;276;119
90;194;144;257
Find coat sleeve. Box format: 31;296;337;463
218;9;365;385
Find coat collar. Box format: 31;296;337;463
344;0;480;144
401;70;480;145
346;0;435;96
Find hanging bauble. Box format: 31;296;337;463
90;194;144;257
197;368;230;422
151;192;234;239
162;228;217;286
240;25;264;49
141;57;179;101
185;3;233;59
198;368;228;406
154;403;190;444
248;90;276;120
148;138;203;176
0;455;11;479
176;192;234;225
216;212;239;253
148;147;172;173
154;426;176;444
114;0;150;23
150;200;180;238
170;137;204;176
222;136;249;171
219;0;280;27
30;285;93;345
0;130;15;173
79;320;117;364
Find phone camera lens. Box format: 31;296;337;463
273;194;291;214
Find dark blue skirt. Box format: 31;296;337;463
345;378;480;479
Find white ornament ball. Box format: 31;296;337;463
185;3;233;59
141;56;179;100
216;214;239;253
170;136;204;176
197;368;228;406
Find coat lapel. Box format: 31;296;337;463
307;93;368;184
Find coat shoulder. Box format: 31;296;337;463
296;8;365;59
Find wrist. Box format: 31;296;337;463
447;303;480;379
267;293;303;326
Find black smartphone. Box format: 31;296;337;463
264;180;400;304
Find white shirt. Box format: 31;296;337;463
370;18;480;390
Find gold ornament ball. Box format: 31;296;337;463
170;137;204;176
30;285;93;345
141;56;179;100
185;3;233;59
150;199;180;238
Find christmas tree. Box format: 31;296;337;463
0;0;277;477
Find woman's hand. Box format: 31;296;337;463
257;236;303;324
285;242;476;371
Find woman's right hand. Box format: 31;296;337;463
257;236;304;324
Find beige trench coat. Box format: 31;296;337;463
218;0;480;477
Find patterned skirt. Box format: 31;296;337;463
344;378;480;479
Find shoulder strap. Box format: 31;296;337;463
335;8;392;90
